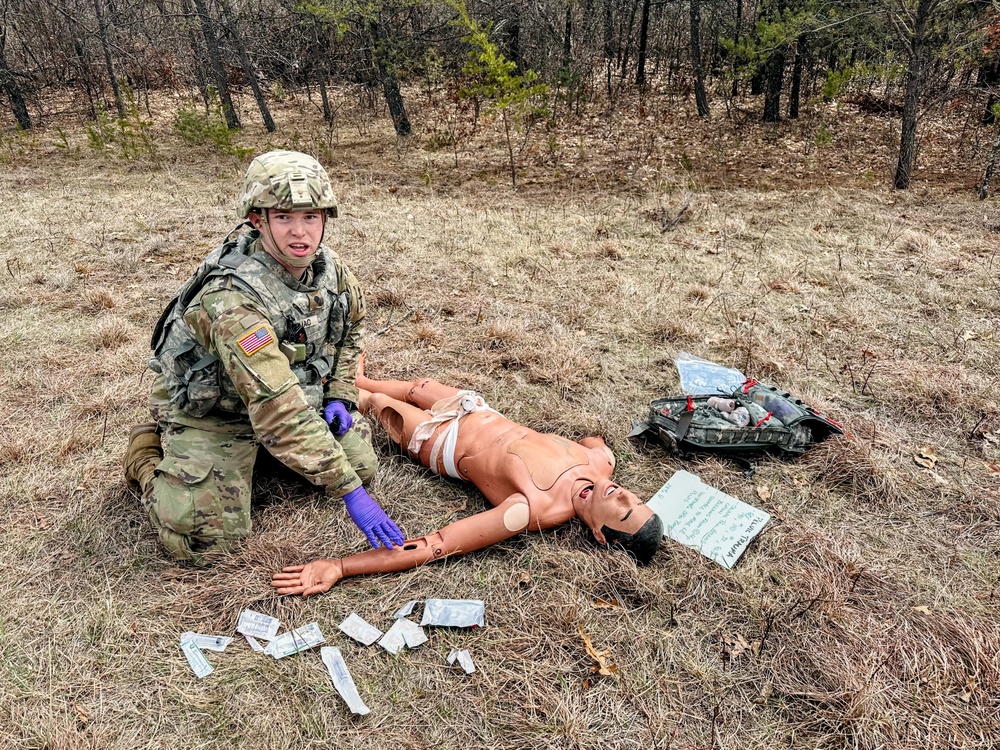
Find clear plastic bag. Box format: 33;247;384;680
674;351;746;395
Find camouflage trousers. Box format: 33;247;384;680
144;412;376;565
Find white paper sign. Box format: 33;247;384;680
647;470;770;569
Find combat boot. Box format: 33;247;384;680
124;423;163;493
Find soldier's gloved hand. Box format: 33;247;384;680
342;486;404;549
323;400;354;437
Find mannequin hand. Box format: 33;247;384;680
343;486;404;549
270;560;342;597
323;400;354;436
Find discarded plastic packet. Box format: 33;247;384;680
447;648;476;674
420;599;485;628
321;647;370;716
244;634;265;652
674;351;747;395
180;638;213;679
393;600;419;619
180;632;233;652
399;619;428;649
236;609;280;640
339;613;383;646
264;622;325;659
378;619;409;655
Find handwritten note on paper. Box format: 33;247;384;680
646;470;770;569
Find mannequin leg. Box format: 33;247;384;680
358;388;443;457
357;374;461;410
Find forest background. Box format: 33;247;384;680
1;0;999;748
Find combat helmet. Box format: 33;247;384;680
238;150;338;219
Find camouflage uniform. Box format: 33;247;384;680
138;151;376;563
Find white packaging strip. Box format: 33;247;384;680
321;647;371;716
446;648;476;674
338;613;383;646
264;622;325;659
236;609;280;640
393;600;419;619
180;632;233;652
378;619;409;655
180;639;213;678
420;599;485;628
399;619;428;649
244;634;265;652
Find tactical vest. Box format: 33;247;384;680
629;380;843;457
148;233;352;418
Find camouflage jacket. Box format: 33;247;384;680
148;233;367;496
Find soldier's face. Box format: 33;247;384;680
250;209;325;274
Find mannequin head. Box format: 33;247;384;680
572;478;662;563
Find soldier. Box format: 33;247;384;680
271;371;664;597
124;150;404;564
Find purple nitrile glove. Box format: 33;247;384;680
342;485;404;549
323;400;354;437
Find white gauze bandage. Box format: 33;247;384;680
407;391;497;479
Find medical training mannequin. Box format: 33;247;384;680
271;371;663;596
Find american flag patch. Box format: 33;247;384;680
237;326;274;356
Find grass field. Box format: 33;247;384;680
0;87;998;749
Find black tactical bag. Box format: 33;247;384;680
629;379;843;457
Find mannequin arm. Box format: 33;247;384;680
271;493;531;597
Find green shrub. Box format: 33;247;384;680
173;94;251;158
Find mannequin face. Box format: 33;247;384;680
572;476;654;544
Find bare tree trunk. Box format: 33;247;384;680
505;3;521;71
604;0;614;98
636;0;651;88
978;127;1000;199
191;0;240;129
788;33;806;119
0;27;31;129
894;0;936;189
93;0;124;117
690;0;709;116
563;3;573;70
220;0;274;132
371;13;411;137
762;50;784;121
977;58;1000;125
731;0;743;98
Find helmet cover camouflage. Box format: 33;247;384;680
238;150;338;219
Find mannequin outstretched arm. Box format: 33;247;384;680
271;493;532;597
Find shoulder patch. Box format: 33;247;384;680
237;326;274;356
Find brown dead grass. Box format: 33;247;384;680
0;87;998;750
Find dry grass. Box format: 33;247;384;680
0;88;998;750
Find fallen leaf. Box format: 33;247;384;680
592;597;620;609
924;469;949;486
756;486;771;502
752;682;774;704
959;677;977;703
721;632;750;660
578;626;617;676
914;446;937;469
985;462;1000;477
